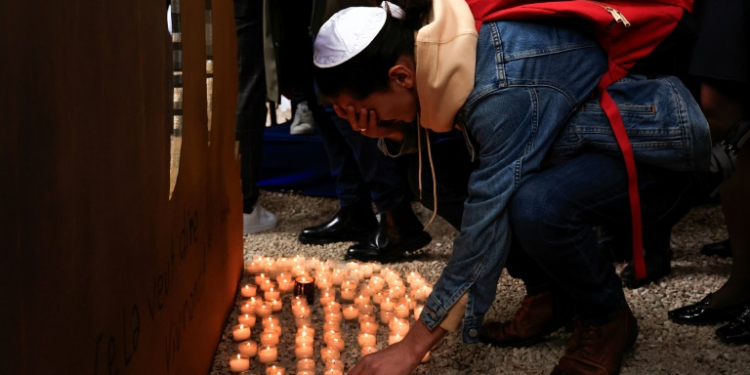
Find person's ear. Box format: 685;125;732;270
388;64;415;90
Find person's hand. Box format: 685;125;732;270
333;104;405;141
346;341;421;375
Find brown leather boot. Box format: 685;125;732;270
479;291;573;347
551;303;639;375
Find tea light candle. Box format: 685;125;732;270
241;284;258;298
260;330;279;346
414;305;424;321
240;300;257;315
360;320;378;335
343;304;359;320
232;324;251;342
265;363;286;375
238;340;258;357
369;277;385;292
270;299;282;312
261;316;279;327
395;303;410;319
246;261;262;275
359;303;374;315
238;314;256;327
276;272;291;284
278;279;294;293
265;288;280;301
297;325;315;337
295;316;312;328
297;358;316;372
255;273;268;285
256;303;273;317
265;323;282;335
260;279;276;292
342;279;358;290
372;292;384;304
380;310;394;323
258;346;278;364
320;347;340;361
294;276;316;305
319;291;335;305
229;354;250;372
380;297;394;312
362;263;374;278
326;311;343;323
388;333;404;345
354;294;370;307
340;288;356;301
357;332;376;347
323;320;341;332
295;331;314;345
323;302;341;313
294;342;314;359
390;318;410;336
326;336;345;351
361;345;378;357
331;269;344;285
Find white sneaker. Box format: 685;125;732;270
290;101;316;135
243;204;278;235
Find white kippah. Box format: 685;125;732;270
314;2;406;68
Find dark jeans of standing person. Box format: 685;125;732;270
234;0;278;234
300;110;431;262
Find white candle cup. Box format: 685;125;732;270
255;274;268;286
264;288;280;301
323;321;341;333
260;280;276;292
238;314;256;327
359;303;375;315
278;279;294;293
264;323;282;336
294;342;314;359
297;358;316;372
295;332;314;346
414;305;424;321
354;295;370;307
276;272;291;284
395;303;410;319
319;293;335;306
320;346;341;362
256;303;273;317
260;330;280;347
340;288;356;301
325;312;343;323
240;301;257;315
361;345;378;357
326;336;345;351
265;362;286;375
388;333;404;345
360;320;378;335
372;292;384;305
342;304;359;320
325;358;345;371
296;326;315;337
238;340;258;358
232;324;252;342
241;284;258;298
331;270;344;286
380;310;394;324
261;316;280;327
295;316;313;328
342;279;358;290
258;346;278;364
270;299;282;312
380;298;395;312
229;354;250;373
357;332;377;347
323;302;341;313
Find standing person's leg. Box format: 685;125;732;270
298;111;378;245
234;0;277;235
337;118;432;263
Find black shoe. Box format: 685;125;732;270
620;226;673;288
298;202;378;245
716;305;750;345
668;294;747;326
701;239;732;258
345;199;431;263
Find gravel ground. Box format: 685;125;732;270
210;191;747;375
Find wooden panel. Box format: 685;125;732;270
0;0;243;374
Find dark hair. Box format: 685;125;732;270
314;0;432;100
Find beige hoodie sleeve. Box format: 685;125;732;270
415;0;478;133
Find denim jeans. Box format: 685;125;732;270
316;108;408;213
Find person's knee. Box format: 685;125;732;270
509;182;566;257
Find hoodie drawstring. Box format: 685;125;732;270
416;115;438;230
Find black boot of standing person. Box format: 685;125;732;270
345;198;431;263
298;201;378;245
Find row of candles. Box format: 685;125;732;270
228;256;434;375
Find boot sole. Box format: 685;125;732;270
298;234;371;245
344;232;432;263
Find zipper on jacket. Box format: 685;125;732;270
584;0;632;28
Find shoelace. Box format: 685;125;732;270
567;320;600;356
416;113;438;230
